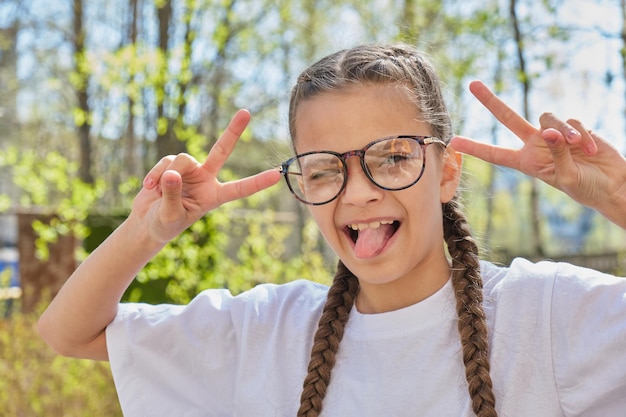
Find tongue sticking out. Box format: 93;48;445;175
354;223;396;259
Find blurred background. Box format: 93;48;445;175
1;0;625;415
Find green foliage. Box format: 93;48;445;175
123;194;332;304
0;312;121;416
212;209;332;295
2;0;623;304
0;194;10;212
127;214;225;304
462;155;532;256
0;146;105;261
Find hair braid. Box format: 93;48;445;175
443;197;497;417
290;43;500;415
297;260;359;417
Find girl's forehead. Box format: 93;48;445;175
293;84;430;152
299;83;414;108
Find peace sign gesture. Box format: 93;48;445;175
133;109;282;243
37;110;282;361
451;80;626;229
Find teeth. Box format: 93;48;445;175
348;220;394;230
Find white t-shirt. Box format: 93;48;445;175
106;258;626;416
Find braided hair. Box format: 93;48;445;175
289;43;497;417
297;261;359;416
443;198;497;416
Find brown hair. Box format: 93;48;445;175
290;43;496;417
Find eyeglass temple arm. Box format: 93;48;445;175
278;165;302;175
423;137;448;147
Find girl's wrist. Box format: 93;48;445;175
122;212;169;256
594;186;626;230
607;190;626;230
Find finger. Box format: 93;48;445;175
202;109;252;176
143;155;175;189
158;170;185;223
538;112;583;146
449;136;521;170
469;80;537;142
151;153;200;183
541;128;578;184
567;119;598;156
217;169;282;205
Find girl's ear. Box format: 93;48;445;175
439;145;462;203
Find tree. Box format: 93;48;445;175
0;0;21;209
621;0;626;150
72;0;94;184
509;0;545;257
1;0;624;307
0;4;19;149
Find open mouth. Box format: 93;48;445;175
346;220;400;258
347;220;400;243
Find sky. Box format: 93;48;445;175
4;0;626;154
464;0;626;154
1;0;625;258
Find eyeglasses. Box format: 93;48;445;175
279;135;447;205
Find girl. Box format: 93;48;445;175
38;43;626;416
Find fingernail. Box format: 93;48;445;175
585;143;597;155
144;177;154;188
543;135;558;146
567;129;580;140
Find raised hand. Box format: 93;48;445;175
451;80;626;229
37;110;282;361
132;109;282;243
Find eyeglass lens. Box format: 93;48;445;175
284;137;427;205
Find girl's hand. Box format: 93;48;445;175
132;109;282;243
451;80;626;229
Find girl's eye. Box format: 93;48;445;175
378;153;410;166
384;153;408;165
307;168;342;182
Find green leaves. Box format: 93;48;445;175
0;147;104;260
0;313;121;416
126;190;332;304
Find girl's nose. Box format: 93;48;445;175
339;157;383;206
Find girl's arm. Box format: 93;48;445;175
37;110;281;361
37;215;164;360
451;80;626;230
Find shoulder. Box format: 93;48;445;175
480;257;557;285
235;279;329;304
229;279;330;319
479;257;558;304
479;259;626;413
114;279;329;324
480;256;623;291
479;257;625;317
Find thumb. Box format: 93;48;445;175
158;170;184;221
542;128;576;178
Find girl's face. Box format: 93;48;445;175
294;84;461;313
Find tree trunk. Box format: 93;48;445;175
154;0;186;158
485;50;506;247
509;0;544;257
0;23;18;143
125;0;139;176
17;211;76;314
620;0;626;153
400;0;417;41
73;0;94;184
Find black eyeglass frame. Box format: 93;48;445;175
279;135;447;206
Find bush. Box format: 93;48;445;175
0;310;121;417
